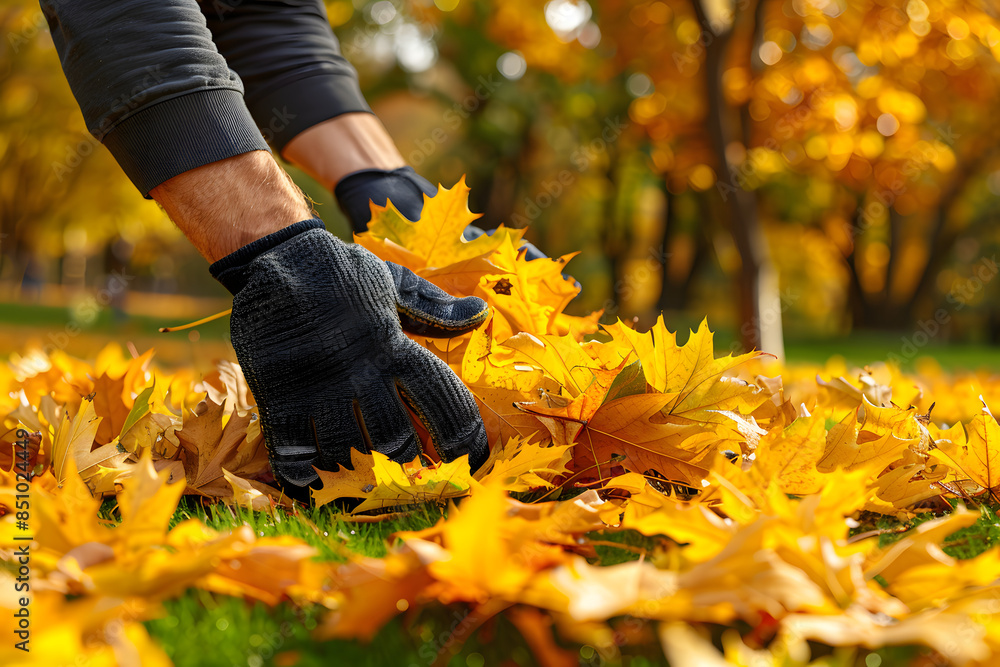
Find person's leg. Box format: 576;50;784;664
42;0;312;260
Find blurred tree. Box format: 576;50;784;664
467;0;787;356
6;0;1000;349
745;0;1000;329
0;5;177;296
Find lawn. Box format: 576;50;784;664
6;295;1000;666
139;498;1000;667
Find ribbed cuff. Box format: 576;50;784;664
102;89;270;198
209;218;326;294
246;73;372;155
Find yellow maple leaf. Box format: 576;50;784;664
754;410;828;496
310;449;379;506
175;398;264;498
489;321;765;485
221;468;282;511
397;485;608;603
475;435;572;492
498;329;625;399
606;474;735;561
312;450;475;514
354;453;475;514
356;176;524;268
30;456;106;556
861;462;949;515
115;451;187;553
605;317;768;427
473;236;595;340
557;391;760;484
461;317;545;395
89;348;155;445
816;397;923;474
958;402;1000;494
50;398;102;485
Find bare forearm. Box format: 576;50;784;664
150;151;313;263
282;112;406;191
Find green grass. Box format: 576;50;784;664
137;495;1000;666
0;300;231;340
587;529;661;566
12;301;1000;663
706;328;1000;371
165;497;445;561
140;499;677;666
782;333;1000;371
862;501;1000;559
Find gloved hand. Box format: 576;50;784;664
334;166;436;234
334;166;548;260
209;219;490;498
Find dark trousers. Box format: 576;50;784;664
41;0;371;196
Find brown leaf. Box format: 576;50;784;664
492;277;513;295
176;398;256;494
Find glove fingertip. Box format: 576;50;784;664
461;420;489;473
398;297;488;337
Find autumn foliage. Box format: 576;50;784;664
7;183;1000;664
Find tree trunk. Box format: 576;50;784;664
658;190;708;312
845;202;911;329
694;0;785;359
845;143;998;328
908;148;995;314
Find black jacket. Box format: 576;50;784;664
41;0;370;196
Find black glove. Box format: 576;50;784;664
209;219;490;498
333;167;547;260
334;166;436;235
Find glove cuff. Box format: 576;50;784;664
334;166;437;234
333;165;428;198
209;218;326;294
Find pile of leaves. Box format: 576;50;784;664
5;181;1000;665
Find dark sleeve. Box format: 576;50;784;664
198;0;372;155
40;0;270;197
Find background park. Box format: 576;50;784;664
4;0;1000;666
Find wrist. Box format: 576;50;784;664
150;151;314;263
209;218;327;294
282;112;406;191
